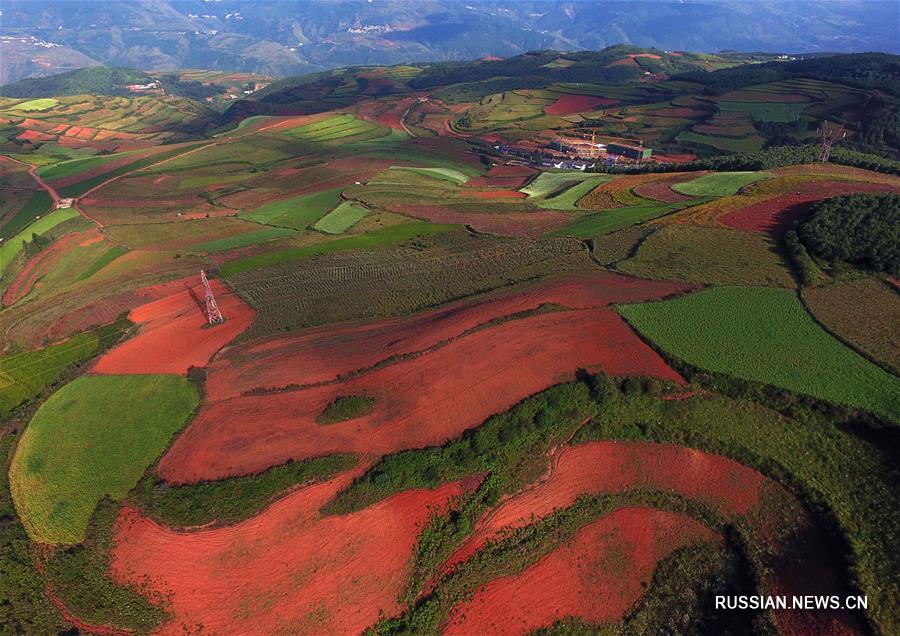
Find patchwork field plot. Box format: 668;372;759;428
10;374;198;544
159;273;691;483
228;235;594;336
445;508;715;635
312;200;369;234
239;188;343;229
0;207;79;276
802;277;900;375
620;286;900;420
618;225;796;287
672;171;770;197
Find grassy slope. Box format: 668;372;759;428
619;286;900;420
549;198;708;238
10;374;199;544
0;190;53;240
191;226;296;253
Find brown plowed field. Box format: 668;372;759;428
545;95;618;115
159;276;692;483
91;278;254;375
110;472;467;635
444;508;716;635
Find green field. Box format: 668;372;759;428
549;199;705;238
239;188;343;229
390;166;469;184
618;225;796;287
0;190;53;240
9;98;59;112
672;171;770;197
312;200;369;234
718;101;808;122
520;171;603;198
285;114;388;144
677;131;765;153
77;246;127;280
537;176;610;211
619;286;900;420
10;374;199;544
0;207;80;275
0;334;99;417
221;221;457;277
191;226;295;253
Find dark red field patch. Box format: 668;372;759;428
545;95;618;116
720;180;900;234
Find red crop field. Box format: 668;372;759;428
205;272;695;400
445;441;768;569
545;95;618;115
92;278;254;375
110;472;468;635
467;164;536;189
444;508;716;635
159;275;692;483
720;180;900;234
631;172;700;202
465;190;527;199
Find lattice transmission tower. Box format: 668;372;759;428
818;120;846;163
201;270;223;324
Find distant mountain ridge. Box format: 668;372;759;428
1;0;898;85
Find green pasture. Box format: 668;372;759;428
222;221;457;277
619;286;900;421
240;188;343;229
10;374;199;544
672;171;771;197
313;200;369;234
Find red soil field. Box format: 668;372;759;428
378;97;416;129
465;190;527;199
445;441;767;569
395;203;570;237
159;276;691;483
647;152;698;164
444;508;716;635
2;230;100;307
467;164;536;189
17;129;55;142
545;94;618;116
632;172;700;202
110;472;468;635
204;272;696;401
720;180;900;234
91;278;254;375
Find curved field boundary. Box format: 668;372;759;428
672;171;770;197
110;472;469;635
10;374;199;544
0;207;79;276
619;286;900;421
444;508;716;635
